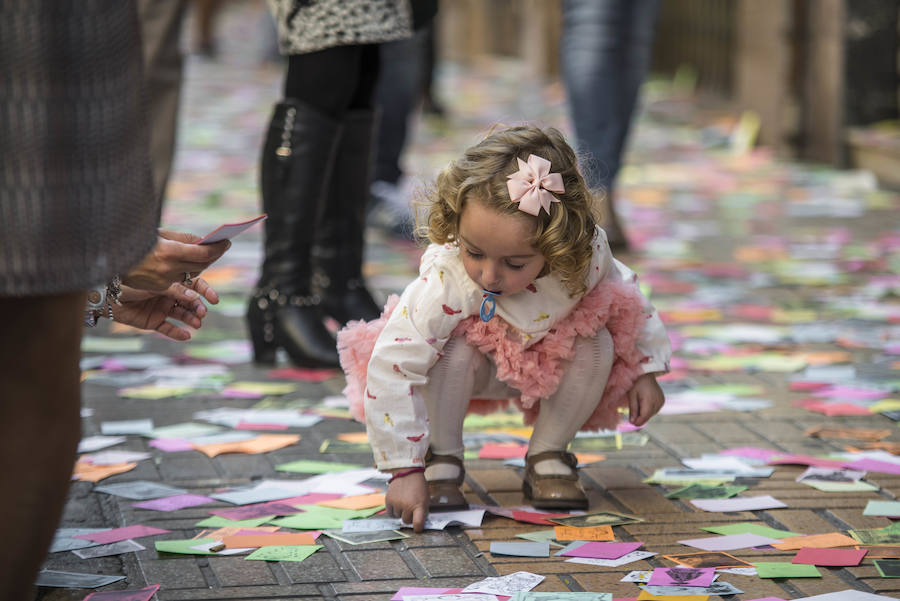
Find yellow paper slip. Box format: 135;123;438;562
316;492;386;510
773;532;859;550
194;434;301;458
337;432;370;443
222;532;318;549
553;525;614;541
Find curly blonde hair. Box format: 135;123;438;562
417;124;597;297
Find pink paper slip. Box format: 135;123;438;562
478;443;528;459
678;533;782;551
133;493;214;511
559;541;644;559
843;458;900;475
75;525;170;544
647;566;715;587
148;438;194;452
767;454;847;468
197;214;267;245
792;547;867;566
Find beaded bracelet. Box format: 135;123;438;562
388;467;425;483
84;275;122;327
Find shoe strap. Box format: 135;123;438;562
525;450;579;481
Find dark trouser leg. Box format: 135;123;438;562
314;109;383;324
0;293;84;601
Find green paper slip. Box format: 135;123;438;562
692;384;765;396
515;530;564;547
82;337;145;353
644;469;733;486
245;544;322;562
569;432;649;451
665;484;748;499
462;412;527;430
318;440;372;454
225;381;297;395
275;459;364;473
146;422;222;440
195;516;273;528
865;500;900;517
701;522;801;538
270;505;382;530
323;529;408;545
848;527;900;545
155;538;218;555
754;562;821;578
119;385;195;400
874;559;900;578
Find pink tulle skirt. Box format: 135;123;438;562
337;279;648;431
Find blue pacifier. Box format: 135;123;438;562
480;289;501;322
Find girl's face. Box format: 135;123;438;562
457;198;546;295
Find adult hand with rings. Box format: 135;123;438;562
111;277;218;341
122;229;230;291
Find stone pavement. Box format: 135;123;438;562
38;2;900;600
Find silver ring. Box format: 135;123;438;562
183;272;193;286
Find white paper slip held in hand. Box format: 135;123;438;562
197;214;267;244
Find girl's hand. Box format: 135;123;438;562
385;470;429;533
112;279;216;341
626;373;665;427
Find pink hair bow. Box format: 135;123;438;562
506;154;565;216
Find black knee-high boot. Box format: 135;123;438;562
246;100;342;367
312;109;382;325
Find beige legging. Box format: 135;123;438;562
421;328;615;461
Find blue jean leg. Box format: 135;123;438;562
561;0;659;193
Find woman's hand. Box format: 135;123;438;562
385;470;429;533
626;373;665;427
122;229;230;291
111;278;217;341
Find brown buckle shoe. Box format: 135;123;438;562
523;450;588;510
425;448;469;512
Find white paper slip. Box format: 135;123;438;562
564;550;656;567
796;591;900;601
462;571;545;595
343;509;485;532
342;518;404;533
77;435;126;453
640;581;743;596
403;593;498;601
677;533;782;551
84;450;152;465
72;539;145;558
620;570;652;583
210;487;300;506
197;214;267;244
489;541;550;557
690;495;786;512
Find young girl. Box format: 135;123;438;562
338;125;671;531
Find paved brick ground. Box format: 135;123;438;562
35;2;900;599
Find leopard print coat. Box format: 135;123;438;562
268;0;413;55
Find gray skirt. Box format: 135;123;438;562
0;0;160;296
